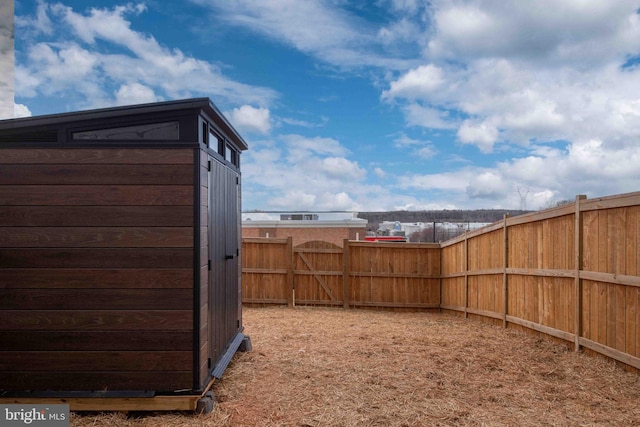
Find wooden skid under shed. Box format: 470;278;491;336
0;378;216;412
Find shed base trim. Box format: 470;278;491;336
212;332;251;379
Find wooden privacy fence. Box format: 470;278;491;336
242;238;441;309
242;191;640;373
440;191;640;373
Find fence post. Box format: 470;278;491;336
438;241;443;310
286;236;294;307
343;239;350;309
574;194;586;351
503;214;509;328
464;234;469;319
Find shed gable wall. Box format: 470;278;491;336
0;147;196;393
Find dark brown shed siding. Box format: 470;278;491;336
0;148;195;393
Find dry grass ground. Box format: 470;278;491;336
73;306;640;426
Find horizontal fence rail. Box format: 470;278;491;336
241;191;640;374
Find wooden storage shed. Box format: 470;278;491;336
0;98;249;407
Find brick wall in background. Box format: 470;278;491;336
242;226;365;247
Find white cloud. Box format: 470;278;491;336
270;190;317;210
114;82;162;106
396;134;640;210
16;3;278;110
415;146;437;159
497;155;559;188
466;172;509;200
393;133;438;159
398;169;479;192
457;120;498;153
382;64;445;100
14;1;53;37
226;105;272;135
235;1;640;210
320;157;366;181
378;18;420;46
403;104;456;130
14;104;31;118
48;3;142;45
426;1;640;66
316;191;358;210
396;167;525;209
379;1;640;206
282;134;349;161
507;137;640;196
398;131;640;209
280;115;328;128
501;101;565;139
197;0;360;52
267;190;359;211
373;167;386;178
241;133;378;210
189;0;417;69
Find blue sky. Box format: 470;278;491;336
6;0;640;211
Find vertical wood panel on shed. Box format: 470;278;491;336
0;98;248;398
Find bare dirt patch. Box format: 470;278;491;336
73;306;640;426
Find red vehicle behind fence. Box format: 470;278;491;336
364;236;407;242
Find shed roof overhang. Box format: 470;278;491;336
0;98;248;150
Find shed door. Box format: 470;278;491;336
208;157;241;367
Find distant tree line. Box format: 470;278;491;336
408;224;486;243
358;209;531;233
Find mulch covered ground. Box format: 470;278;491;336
73;306;640;426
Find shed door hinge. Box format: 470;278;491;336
208;357;212;369
236;176;239;185
207;260;211;271
207;160;211;171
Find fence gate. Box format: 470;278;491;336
293;240;344;306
